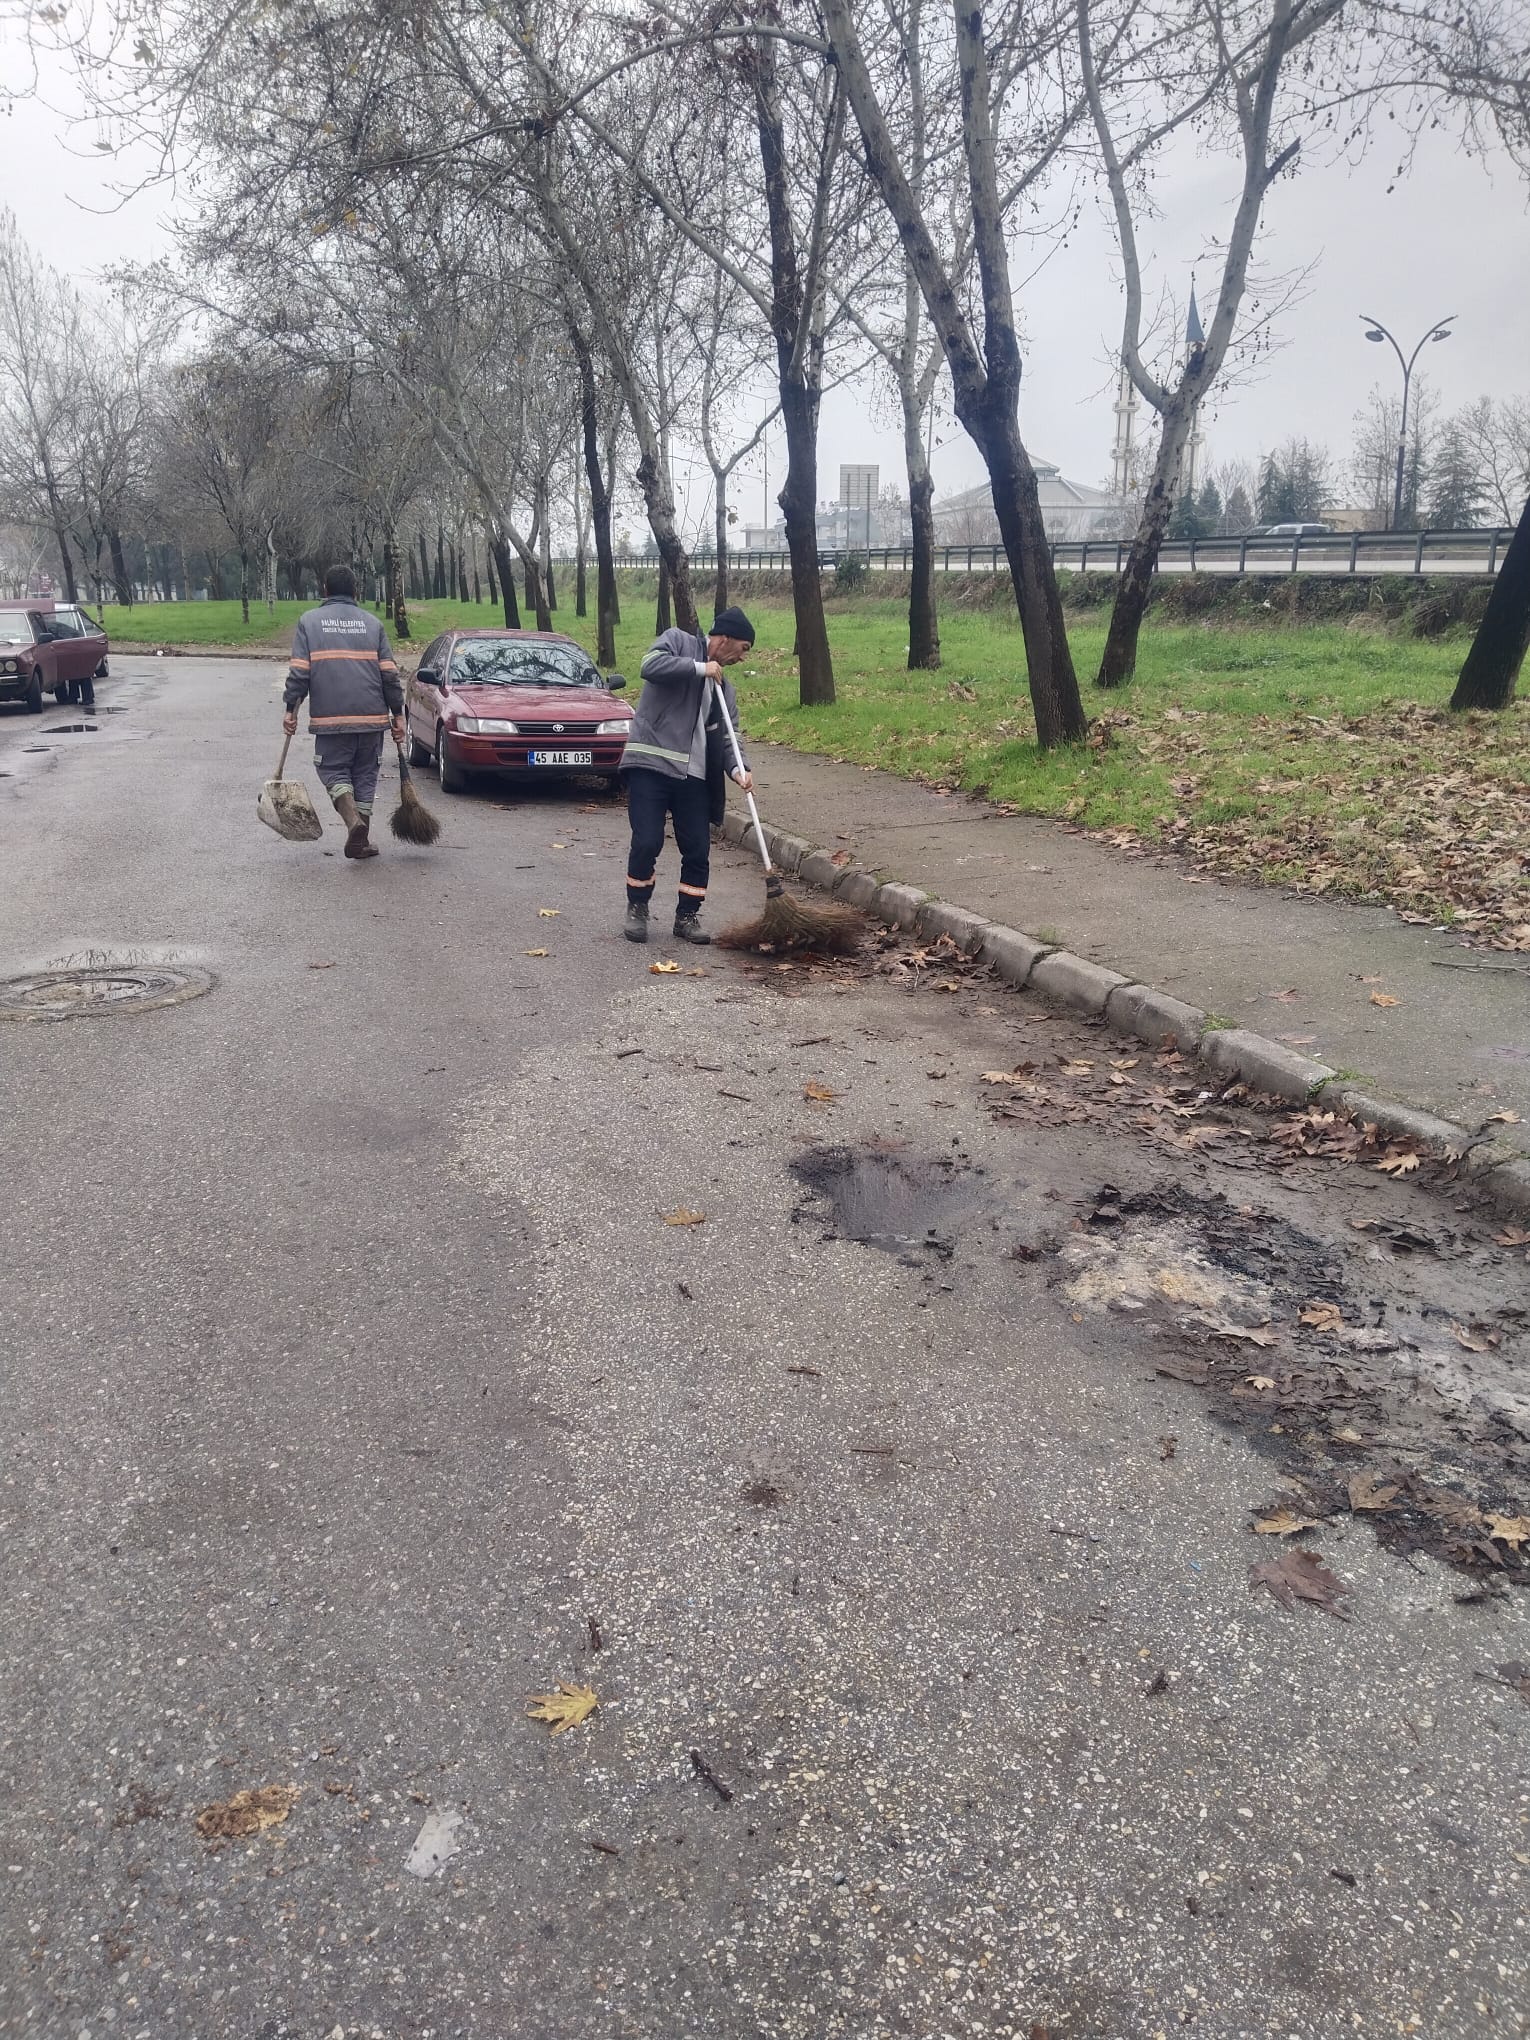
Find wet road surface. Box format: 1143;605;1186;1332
1;658;1528;2040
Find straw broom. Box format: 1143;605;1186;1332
711;690;863;955
389;737;441;845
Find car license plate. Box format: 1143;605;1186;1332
529;749;593;766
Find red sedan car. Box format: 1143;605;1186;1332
405;628;632;794
0;600;110;712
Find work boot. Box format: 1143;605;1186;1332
673;912;711;945
623;898;650;943
345;816;379;860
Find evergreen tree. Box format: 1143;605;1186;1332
1225;483;1254;533
1197;478;1223;531
1426;422;1485;528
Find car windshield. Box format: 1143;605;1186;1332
0;613;36;644
449;640;599;688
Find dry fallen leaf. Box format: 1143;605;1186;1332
1209;1322;1279;1348
195;1785;299;1841
1374;1150;1420;1176
1249;1548;1353;1618
524;948;550;958
527;1682;599;1734
1245;1374;1276;1392
538;908;560;918
1453;1321;1502;1353
649;960;682;974
1485;1109;1522;1125
1253;1507;1320;1536
803;1081;841;1103
1348;1471;1402;1512
663;1208;707;1227
1300;1301;1345;1333
1486;1514;1530;1553
1331;1425;1365;1445
1492;1226;1530;1247
1369;992;1400;1008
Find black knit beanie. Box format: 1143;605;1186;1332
711;605;756;645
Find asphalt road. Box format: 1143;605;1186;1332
1;656;1527;2040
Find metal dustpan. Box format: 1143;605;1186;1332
258;733;323;842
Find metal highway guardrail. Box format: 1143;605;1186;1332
647;526;1514;580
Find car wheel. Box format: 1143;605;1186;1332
95;657;109;679
24;672;43;713
409;735;431;766
436;727;469;794
52;683;70;702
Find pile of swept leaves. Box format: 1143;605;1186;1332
1117;700;1530;950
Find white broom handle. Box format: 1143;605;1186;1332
711;685;772;875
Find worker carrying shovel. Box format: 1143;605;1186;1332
620;604;755;945
282;564;405;861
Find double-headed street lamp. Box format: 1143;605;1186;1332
1358;312;1456;530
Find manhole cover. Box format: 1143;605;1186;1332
0;964;215;1021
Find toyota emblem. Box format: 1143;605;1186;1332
552;722;564;732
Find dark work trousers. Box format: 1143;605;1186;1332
625;768;711;918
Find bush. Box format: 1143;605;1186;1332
834;552;868;594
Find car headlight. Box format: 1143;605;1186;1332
453;715;480;734
1;658;15;674
473;718;520;735
595;718;631;734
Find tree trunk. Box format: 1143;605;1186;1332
491;533;522;629
434;526;447;600
574;461;588;618
656;557;672;633
239;547;250;626
207;549;225;602
455;539;469;605
107;527;132;608
1451;494;1529;711
472;553;482;604
1097;390;1196;687
963;397;1087;747
52;520;79;603
418;531;430;599
571;323;618;661
778;377;834;705
903;403;939;669
382;536;396;626
486;546;498;609
714;484;730;614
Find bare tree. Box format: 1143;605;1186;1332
819;0;1089;746
0;209;85;599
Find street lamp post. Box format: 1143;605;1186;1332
1358;313;1456;530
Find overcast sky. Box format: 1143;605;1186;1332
6;27;1528;534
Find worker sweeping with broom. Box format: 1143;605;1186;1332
620;604;757;945
282;564;405;861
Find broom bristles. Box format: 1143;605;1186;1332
717;884;865;955
389;778;441;844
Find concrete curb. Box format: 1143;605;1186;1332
735;812;1530;1221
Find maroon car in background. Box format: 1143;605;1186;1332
406;628;633;794
0;600;110;712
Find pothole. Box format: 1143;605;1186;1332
0;963;215;1021
791;1142;991;1256
43;722;99;734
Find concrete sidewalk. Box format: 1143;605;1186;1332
741;741;1530;1137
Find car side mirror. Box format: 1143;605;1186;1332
608;674;626;690
416;667;439;687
